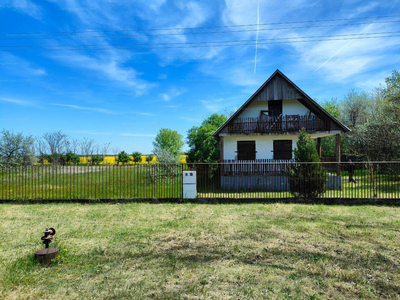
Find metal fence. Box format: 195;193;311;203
1;162;400;200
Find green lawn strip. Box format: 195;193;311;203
0;167;182;200
1;168;399;200
0;203;399;299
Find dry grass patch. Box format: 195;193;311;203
0;203;399;299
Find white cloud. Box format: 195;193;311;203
50;51;156;92
200;98;226;113
0;97;35;106
161;86;187;101
0;53;46;77
50;103;118;114
3;0;43;19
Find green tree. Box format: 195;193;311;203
65;152;80;165
152;128;184;156
46;153;67;165
145;154;154;164
287;128;327;198
0;129;35;168
116;151;131;165
147;149;181;183
90;155;103;165
131;151;142;164
186;114;227;162
319;99;350;157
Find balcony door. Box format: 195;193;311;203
268;100;282;117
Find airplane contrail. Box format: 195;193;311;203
313;23;374;73
254;0;260;74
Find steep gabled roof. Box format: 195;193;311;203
213;69;350;139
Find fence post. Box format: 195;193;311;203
335;134;341;176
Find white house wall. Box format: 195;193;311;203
237;101;268;118
223;135;299;160
237;99;310;119
283;99;310;115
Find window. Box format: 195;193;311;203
237;141;256;160
273;140;292;160
268;100;282;117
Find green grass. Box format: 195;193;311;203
0;203;399;299
1;166;399;200
0;166;182;200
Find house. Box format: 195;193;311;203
212;69;350;191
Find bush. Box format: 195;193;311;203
287;128;327;198
0;130;35;168
90;155;103;165
131;151;142;164
116;151;131;165
147;149;181;183
145;155;154;164
65;152;80;165
46;153;67;166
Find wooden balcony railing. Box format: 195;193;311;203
228;115;330;134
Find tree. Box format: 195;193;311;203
42;130;68;154
153;148;180;163
186;114;227;162
152;128;184;156
147;149;181;183
131;151;142;164
90;155;103;165
145;154;154;164
116;151;131;165
287;128;327;198
339;71;400;161
0;130;35;168
80;137;95;158
65;152;80;165
320;99;350;157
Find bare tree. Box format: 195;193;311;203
111;146;121;157
33;136;48;156
101;142;111;156
80;137;95;157
67;138;80;154
43;131;68;154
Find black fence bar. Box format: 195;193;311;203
0;162;400;200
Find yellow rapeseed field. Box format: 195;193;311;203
35;155;187;165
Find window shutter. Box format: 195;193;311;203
273;140;292;159
237;141;256;160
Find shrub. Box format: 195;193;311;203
145;155;154;164
46;153;67;166
90;155;103;165
0;130;35;168
131;151;142;164
65;152;80;165
287;128;327;198
147;149;181;183
116;151;131;165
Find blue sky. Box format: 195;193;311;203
1;0;399;154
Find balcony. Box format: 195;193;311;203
227;114;330;134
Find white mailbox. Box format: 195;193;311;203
183;171;196;198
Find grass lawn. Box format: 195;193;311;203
0;203;399;299
1;166;399;200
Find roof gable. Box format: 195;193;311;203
213;69;350;138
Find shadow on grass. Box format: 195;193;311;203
1;197;400;206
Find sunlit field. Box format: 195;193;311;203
0;203;399;299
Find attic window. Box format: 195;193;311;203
273;140;292;160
